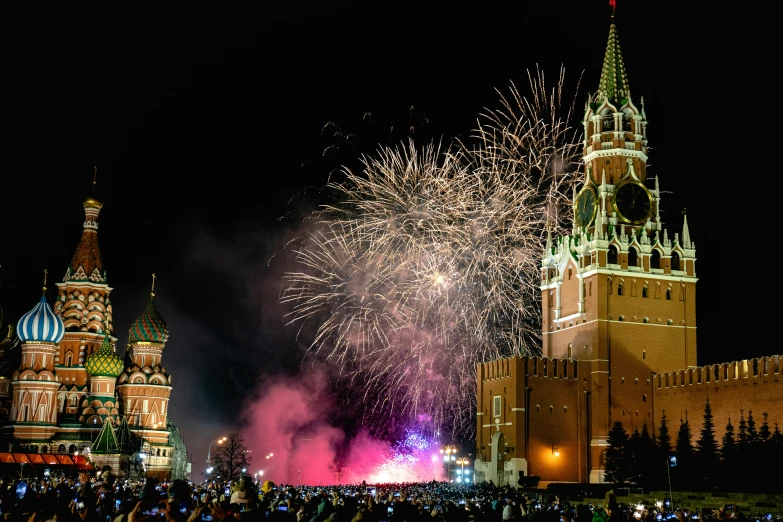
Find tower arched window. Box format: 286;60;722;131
628;247;638;268
622;112;633;132
603;113;614;131
617;284;624;296
666;288;672;300
671;252;681;271
642;286;648;298
650;249;661;269
608;245;619;265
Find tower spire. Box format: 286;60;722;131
681;208;692;249
597;0;630;105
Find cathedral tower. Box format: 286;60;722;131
117;275;173;480
7;274;64;442
53;192;113;432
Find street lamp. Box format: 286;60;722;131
440;445;457;481
207;437;227;465
455;457;471;483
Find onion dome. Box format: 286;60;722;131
128;275;169;344
17;295;64;344
85;334;124;377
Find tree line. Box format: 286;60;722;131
603;398;783;492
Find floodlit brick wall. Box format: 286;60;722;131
653;356;782;443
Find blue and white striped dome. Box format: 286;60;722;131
17;295;65;344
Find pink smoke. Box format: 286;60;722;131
242;368;446;485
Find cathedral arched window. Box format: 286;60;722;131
666;288;672;300
58;444;66;454
627;247;638;268
642;286;648;298
671;252;681;271
650;249;661;269
603;113;614;131
617;284;624;296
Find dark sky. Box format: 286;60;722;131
2;2;739;472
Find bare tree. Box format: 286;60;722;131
211;432;252;482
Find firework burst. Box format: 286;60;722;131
280;65;583;442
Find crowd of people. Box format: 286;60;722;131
0;467;778;522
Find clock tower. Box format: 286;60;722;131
539;6;697;482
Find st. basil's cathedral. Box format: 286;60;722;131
0;192;188;481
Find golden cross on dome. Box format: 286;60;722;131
93;166;98;193
151;273;156;295
43;268;48;293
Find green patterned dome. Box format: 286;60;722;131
85;335;124;377
128;292;169;344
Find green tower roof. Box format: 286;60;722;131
92;419;121;454
596;12;631;106
128;290;169;344
85;334;124;378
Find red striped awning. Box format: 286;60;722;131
0;453;94;471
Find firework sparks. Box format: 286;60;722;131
280;65;583;441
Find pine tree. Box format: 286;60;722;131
652;411;673;490
627;428;641;484
747;409;759;443
638;423;656;487
772;423;783;444
721;417;737;460
737;409;748;447
695;398;720;488
604;420;630;484
759;412;771;442
673;416;694;489
658;410;672;454
676;417;694;459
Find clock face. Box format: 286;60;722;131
574;186;597;227
613;181;652;224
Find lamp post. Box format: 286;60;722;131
440;445;457;481
455;457;470;483
207;437;227;468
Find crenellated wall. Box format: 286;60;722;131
653;356;782;442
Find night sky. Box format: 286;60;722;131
2;2;741;476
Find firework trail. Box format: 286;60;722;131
280;65;583;442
